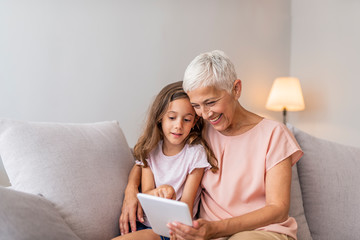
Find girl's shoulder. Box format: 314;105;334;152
184;143;210;169
185;143;206;154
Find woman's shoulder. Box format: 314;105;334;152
221;118;290;141
256;118;288;131
260;119;300;148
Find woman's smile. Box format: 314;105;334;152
209;114;222;124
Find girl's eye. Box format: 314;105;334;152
169;117;175;120
184;118;192;122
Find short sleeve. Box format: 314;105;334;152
135;159;144;166
187;145;211;174
266;124;303;172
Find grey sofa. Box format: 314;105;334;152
0;119;359;240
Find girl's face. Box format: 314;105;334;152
187;84;239;135
161;98;196;155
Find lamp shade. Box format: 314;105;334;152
266;77;305;111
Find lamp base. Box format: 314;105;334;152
282;108;287;125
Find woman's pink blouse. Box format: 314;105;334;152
200;119;303;239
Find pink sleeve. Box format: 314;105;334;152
266;125;303;172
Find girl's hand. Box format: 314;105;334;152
152;184;176;199
168;219;213;240
119;186;144;235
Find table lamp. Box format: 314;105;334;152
266;77;305;124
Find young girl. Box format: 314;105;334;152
114;81;217;240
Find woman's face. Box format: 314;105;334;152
187;84;239;134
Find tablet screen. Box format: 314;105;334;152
137;193;193;237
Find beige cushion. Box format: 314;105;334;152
0;186;81;240
0;119;134;240
287;124;313;240
289;163;313;240
289;124;360;240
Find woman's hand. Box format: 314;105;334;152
150;184;176;199
119;186;144;235
168;219;214;240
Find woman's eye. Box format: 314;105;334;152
192;105;200;109
169;117;175;120
206;101;216;106
184;118;192;122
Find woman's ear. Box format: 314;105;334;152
232;79;242;99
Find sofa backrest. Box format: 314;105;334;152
288;124;360;240
0;119;135;240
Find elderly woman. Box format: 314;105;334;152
120;50;303;240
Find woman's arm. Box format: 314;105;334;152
169;157;292;239
180;168;205;217
119;164;142;235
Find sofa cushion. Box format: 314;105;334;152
289;163;312;240
0;186;81;240
290;125;360;240
0;120;134;240
0;159;10;186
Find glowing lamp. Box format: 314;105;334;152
266;77;305;124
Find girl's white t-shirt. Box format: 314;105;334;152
137;141;210;225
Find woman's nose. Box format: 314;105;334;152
200;106;211;119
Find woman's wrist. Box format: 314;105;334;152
210;220;224;238
209;219;235;239
125;184;139;196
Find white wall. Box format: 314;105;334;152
0;0;291;186
290;0;360;147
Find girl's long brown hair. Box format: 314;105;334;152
133;81;218;172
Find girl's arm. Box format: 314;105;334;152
142;166;176;199
169;157;292;239
141;166;155;193
180;168;205;217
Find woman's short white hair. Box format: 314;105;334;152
183;50;237;93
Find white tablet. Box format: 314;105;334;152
137;193;193;237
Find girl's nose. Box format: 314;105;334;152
175;119;183;129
